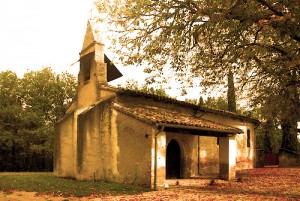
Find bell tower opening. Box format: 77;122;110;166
166;139;181;179
80;52;94;83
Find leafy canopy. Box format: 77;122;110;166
0;68;77;171
98;0;299;91
98;0;300;151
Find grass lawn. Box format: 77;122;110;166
0;167;299;200
0;172;147;197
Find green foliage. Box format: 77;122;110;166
0;172;146;197
98;0;300;152
123;79;170;97
256;120;282;153
0;68;77;171
186;95;236;112
203;97;229;111
21;67;77;124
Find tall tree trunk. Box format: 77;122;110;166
227;68;237;112
280;73;299;152
263;119;274;153
280;119;298;152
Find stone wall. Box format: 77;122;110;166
279;149;300;167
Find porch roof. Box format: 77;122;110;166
113;103;243;135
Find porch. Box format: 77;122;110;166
153;124;242;190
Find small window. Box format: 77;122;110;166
247;129;251;147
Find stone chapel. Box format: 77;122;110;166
54;21;259;189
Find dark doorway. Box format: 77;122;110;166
166;139;181;179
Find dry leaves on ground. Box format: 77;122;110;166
1;167;299;201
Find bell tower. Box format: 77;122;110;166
77;21;122;108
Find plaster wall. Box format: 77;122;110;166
77;59;98;109
219;136;237;180
151;131;166;189
199;136;219;175
54;112;75;178
76;99;115;181
166;133;199;178
100;87;117;101
201;113;256;170
115;111;153;187
118;95;255;175
77;104;101;180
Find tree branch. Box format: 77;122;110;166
255;0;284;16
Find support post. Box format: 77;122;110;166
153;126;164;190
154;132;157;190
219;135;237;180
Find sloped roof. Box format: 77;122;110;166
81;21;103;53
104;54;123;82
113;103;243;134
117;89;259;125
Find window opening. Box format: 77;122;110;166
247;129;251;147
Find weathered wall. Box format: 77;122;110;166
199;136;219;175
76;99;114;181
201;113;256;170
279;149;300;166
77;59;99;109
100;101;119;182
54;112;75;178
118;95;256;176
114;111;153;187
55;81;256;185
154;131;167;188
166;133;199;178
77;104;101;180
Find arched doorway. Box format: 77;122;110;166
166;139;181;179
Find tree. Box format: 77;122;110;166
123;79;170;97
0;68;77;171
227;68;236;112
0;71;23;170
98;0;300;152
20;67;77;170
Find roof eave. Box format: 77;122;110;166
117;89;259;124
156;123;243;135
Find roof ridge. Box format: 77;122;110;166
113;103;243;134
116;88;259;124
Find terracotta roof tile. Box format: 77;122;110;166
117;89;259;125
113;103;243;134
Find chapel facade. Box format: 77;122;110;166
54;21;258;189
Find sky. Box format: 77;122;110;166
0;0;200;100
0;0;99;76
0;0;150;89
